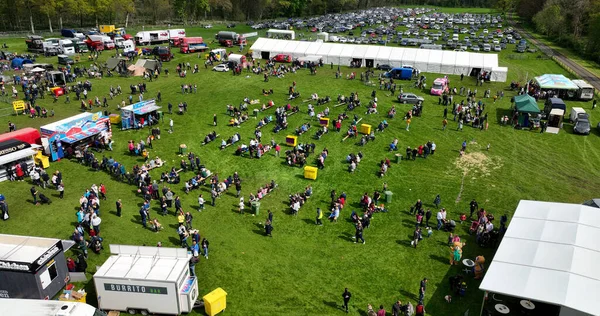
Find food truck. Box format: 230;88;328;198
120;100;161;129
93;245;199;315
0;299;104;316
0;128;43;182
40;112;111;161
0;234;74;300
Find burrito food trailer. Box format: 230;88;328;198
0;234;74;300
93;244;198;315
120;100;161;130
40;112;111;161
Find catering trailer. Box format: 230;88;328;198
0;234;74;299
93;245;199;315
0;299;104;316
180;37;207;53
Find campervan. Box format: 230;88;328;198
122;40;135;54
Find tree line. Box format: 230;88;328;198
503;0;600;63
0;0;493;33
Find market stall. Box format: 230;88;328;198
533;74;579;99
0;234;74;300
40;112;111;161
514;94;541;128
120;99;161;130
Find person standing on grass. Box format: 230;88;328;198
30;186;39;205
264;218;273;237
140;206;148;228
201;238;209;259
213;114;217;126
91;214;101;235
238;197;245;214
99;183;106;200
175;196;182;213
235;180;242;198
1;198;9;221
116;199;122;217
469;199;479;219
412;227;421;248
442;118;448;130
185;212;193;230
58;182;65;199
353;221;365;244
268;210;273;223
211;188;217;207
316;207;323;225
392;300;403;316
419;278;428;302
406;117;411;131
169;118;174;133
377;305;386;316
461;140;467;152
425;209;432;228
341;288;352;313
198;194;205;211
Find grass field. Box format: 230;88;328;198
0;15;599;316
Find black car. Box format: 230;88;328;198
377;64;392;71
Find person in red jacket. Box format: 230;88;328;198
99;183;107;200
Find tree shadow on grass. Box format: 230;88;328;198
430;254;450;265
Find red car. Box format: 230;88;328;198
272;54;292;63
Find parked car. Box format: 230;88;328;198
574;117;591;135
204;24;213;29
377;64;392;71
397;93;424;104
272;54;292;63
213;64;229;72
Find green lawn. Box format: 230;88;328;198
0;21;599;316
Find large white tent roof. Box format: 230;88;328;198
249;38;505;81
480;200;600;316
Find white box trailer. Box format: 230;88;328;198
135;30;169;45
266;29;295;40
93;245;198;315
0;299;102;316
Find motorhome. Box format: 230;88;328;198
101;36;115;49
122;40;135;54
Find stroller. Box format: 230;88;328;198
88;236;104;254
443;220;456;232
38;193;52;204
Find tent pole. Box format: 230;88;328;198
479;291;487;316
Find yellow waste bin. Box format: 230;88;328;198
319;117;330;127
286;135;298;147
109;114;121;124
304;166;318;180
34;151;50;168
360;124;372;135
203;288;227;316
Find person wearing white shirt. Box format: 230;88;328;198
197;194;205;211
437;209;447;230
91;214;102;235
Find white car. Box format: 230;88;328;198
213;64;229;72
493;45;501;51
339;37;348;43
483;29;488;34
204;24;213;29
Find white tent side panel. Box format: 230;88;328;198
454;52;470;76
305;42;322;56
483;53;499;70
250;38;268;59
281;41;299;56
270;39;290;55
327;44;344;65
413;49;430;73
491;67;508;82
390;48;417;67
426;50;443;73
375;46;393;66
440;51;457;75
364;46;380;61
339;44;355;66
351;45;368;61
316;43;334;64
292;41;311;59
470;53;485;69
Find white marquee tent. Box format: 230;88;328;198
250;38;508;81
480;200;600;316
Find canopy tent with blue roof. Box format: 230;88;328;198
534;74;578;90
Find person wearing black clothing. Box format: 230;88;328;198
354;222;365;244
469;199;479;218
425;209;432;228
175;196;182;212
0;200;8;220
434;194;441;208
419;278;427;302
392;300;403;316
414;199;423;214
265;219;273;237
116;199;123;217
235;181;242;197
30;186;38;204
342;288;352;313
268;210;273;223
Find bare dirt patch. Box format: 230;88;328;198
454;152;503;203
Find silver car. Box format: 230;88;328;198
397;93;424;104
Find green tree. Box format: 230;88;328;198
532;0;565;37
38;0;57;32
